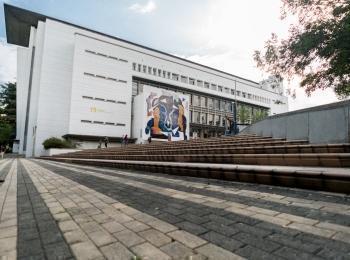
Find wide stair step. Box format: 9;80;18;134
41;157;350;194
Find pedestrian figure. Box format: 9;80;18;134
123;134;128;147
121;135;125;147
0;145;4;160
104;136;109;148
148;136;152;144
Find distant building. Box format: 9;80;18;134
4;4;288;157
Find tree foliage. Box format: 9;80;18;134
254;0;350;98
0;82;16;146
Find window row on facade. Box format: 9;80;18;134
85;49;128;63
82;95;127;104
132;62;271;105
81;120;126;126
83;72;127;83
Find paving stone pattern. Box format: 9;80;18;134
33;159;350;260
17;160;73;259
1;158;350;259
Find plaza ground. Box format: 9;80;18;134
1;158;350;259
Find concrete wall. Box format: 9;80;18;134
241;100;350;144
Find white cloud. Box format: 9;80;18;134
0;39;17;84
129;0;156;14
178;0;340;111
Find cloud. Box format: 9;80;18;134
129;1;156;14
0;39;17;85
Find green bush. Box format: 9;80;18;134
42;137;75;150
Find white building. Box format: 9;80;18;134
4;4;288;157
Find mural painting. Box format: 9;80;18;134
143;86;189;141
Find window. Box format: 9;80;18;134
82;96;93;99
81;120;92;123
158;69;162;77
208;114;214;125
242;92;247;98
148;66;152;74
117;101;127;104
224;87;230;94
193;111;200;123
208;98;214;109
201;113;207;124
192;95;200;106
231;89;235;95
210;84;217;91
204;82;210;89
163;71;166;78
220;100;225;111
225;102;232;112
215;115;220;126
143;65;147;73
172;73;179;81
200;97;207;108
214;99;219;110
138;64;141;72
117;123;126;126
181;76;188;83
218;86;223;92
153;68;157;75
236;91;241;96
167;72;171;79
197;80;203;87
189;78;195;85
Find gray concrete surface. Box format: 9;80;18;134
241;100;350;143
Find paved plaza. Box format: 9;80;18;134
0;158;350;259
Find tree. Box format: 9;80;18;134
238;105;250;124
252;109;268;123
254;0;350;98
0;82;16;147
0;82;16;125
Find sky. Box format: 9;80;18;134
0;0;339;111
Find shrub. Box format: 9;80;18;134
42;137;75;150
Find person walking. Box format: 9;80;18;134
123;134;128;147
0;145;4;160
104;136;109;148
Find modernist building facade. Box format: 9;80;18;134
4;4;288;157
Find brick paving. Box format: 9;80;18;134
0;159;350;259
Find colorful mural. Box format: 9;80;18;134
143;86;189;141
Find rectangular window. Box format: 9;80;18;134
208;114;214;125
106;99;116;103
138;64;141;72
158;69;162;77
117;101;127;104
189;78;195;85
236;91;241;96
224;87;230;93
204;82;210;89
192;95;200;106
153;68;157;75
82;96;93;99
94;97;105;101
143;65;147;73
148;66;152;74
132;63;137;70
167;72;171;79
172;73;179;81
208;98;213;109
201;113;207;124
105;122;115;125
193;111;200;123
215;115;220;126
93;121;104;124
214;99;219;110
181;76;188;83
220;100;225;111
200;97;207;108
197;80;203;87
242;92;247;98
163;71;166;78
231;89;235;95
218;86;223;92
81;120;92;123
117;123;126;126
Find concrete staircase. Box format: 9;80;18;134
41;134;350;193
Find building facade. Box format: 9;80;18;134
4;4;288;157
